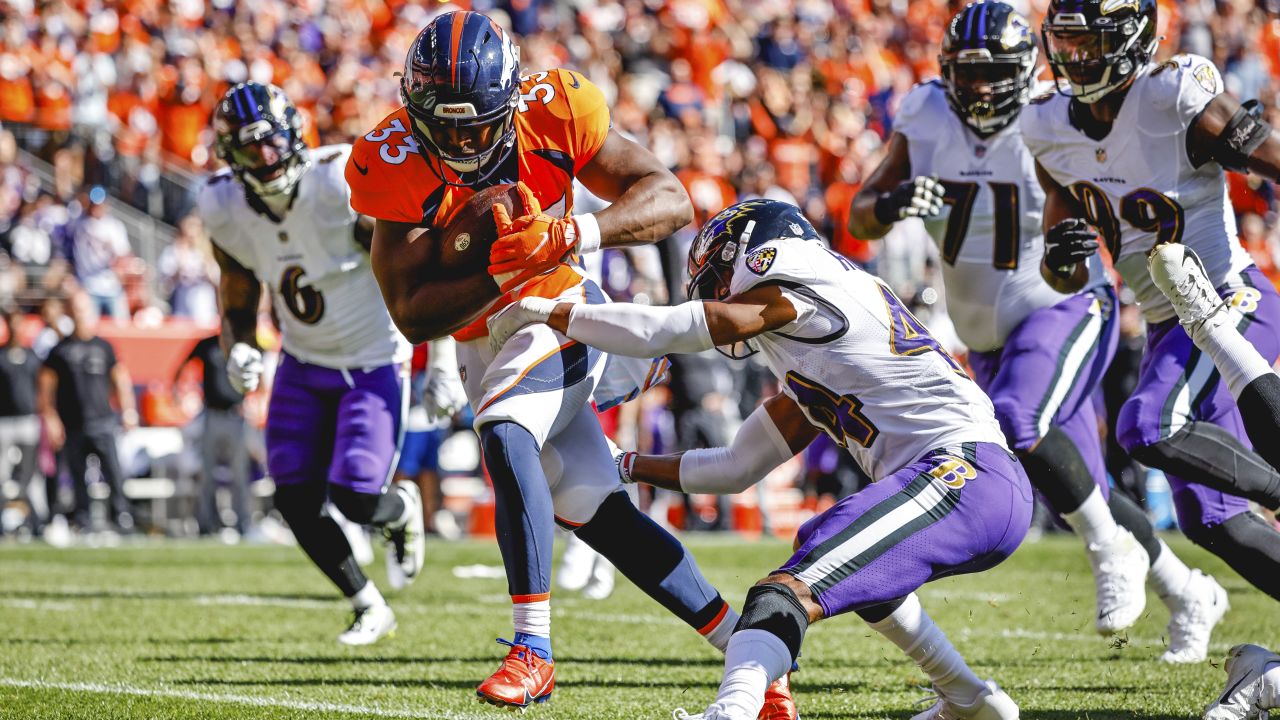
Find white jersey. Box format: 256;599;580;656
728;234;1006;480
896;80;1105;352
198;144;411;369
1021;54;1250;324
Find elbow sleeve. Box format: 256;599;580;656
678;405;796;495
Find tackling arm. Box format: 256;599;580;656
625;393;818;494
848;133;913;239
576;129;695;248
487;284;799;358
1189;93;1280;180
370;220;493;344
212;243;261;353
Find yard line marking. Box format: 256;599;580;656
193;594;336;610
0;678;491;719
0;598;76;612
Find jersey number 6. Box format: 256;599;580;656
280;265;326;325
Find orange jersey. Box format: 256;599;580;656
347;68;609;341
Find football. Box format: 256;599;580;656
407;183;526;339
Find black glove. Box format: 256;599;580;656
874;175;946;225
1044;219;1099;278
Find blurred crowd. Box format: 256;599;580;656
0;0;1279;539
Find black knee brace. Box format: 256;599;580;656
1016;426;1097;515
275;483;367;597
329;485;405;527
1130;422;1280;511
736;582;809;662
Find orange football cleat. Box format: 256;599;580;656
759;672;798;720
476;639;555;709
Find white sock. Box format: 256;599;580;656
704;605;741;653
351;581;385;611
1261;659;1280;709
1148;540;1193;600
868;593;985;706
512;597;551;637
1195;318;1274;399
711;629;793;719
1062;487;1120;548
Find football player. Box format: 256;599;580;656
199;82;432;646
347;12;793;716
848;0;1223;661
1026;0;1280;600
489;199;1033;720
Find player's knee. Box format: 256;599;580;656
736;578;813;662
333;451;388;496
1128;437;1175;471
273;482;325;525
328;485;382;525
1114;399;1150;454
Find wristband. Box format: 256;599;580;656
573;213;602;255
617;451;637;483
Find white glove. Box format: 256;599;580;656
423;337;467;422
486;297;560;355
226;343;263;395
879;175;946;222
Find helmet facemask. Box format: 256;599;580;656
226;126;307;197
1044;13;1157;104
941;49;1037;135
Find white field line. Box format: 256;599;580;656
0;598;77;611
0;677;493;719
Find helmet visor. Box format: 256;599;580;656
1045;28;1114;87
949;62;1022;95
412;115;508;163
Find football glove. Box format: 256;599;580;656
1044;218;1099;278
226;343;264;395
490;181;579;293
423;337;467;423
874;175;946;224
486;297;559;355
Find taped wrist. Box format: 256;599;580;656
736;582;809;663
567;300;714;357
572;213;601;255
1211;99;1271;172
427;336;458;373
679;404;795;494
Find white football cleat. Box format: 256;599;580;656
1087;527;1150;634
1204;644;1280;720
582;556;616;601
1162;570;1229;664
1148;243;1230;334
337;603;397;646
671;706;744;720
383;480;426;591
912;680;1019;720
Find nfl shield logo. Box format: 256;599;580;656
974;145;986;158
1095;147;1107;163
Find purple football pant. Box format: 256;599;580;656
780;442;1033;617
1117;265;1280;532
968;286;1118;502
266;352;407;496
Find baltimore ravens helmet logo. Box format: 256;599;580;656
1000;15;1032;50
1100;0;1139;14
745;247;777;276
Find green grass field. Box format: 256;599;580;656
0;533;1274;720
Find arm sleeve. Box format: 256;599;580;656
565;301;715;357
678;403;797;495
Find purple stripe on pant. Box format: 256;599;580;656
1117;265;1280;531
266;352;406;496
780;442;1032;617
968;287;1118;504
